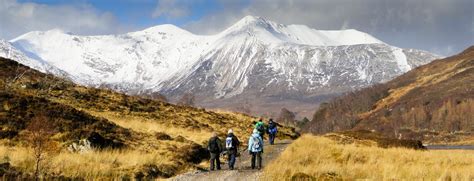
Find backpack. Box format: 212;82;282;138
225;136;233;149
209;138;219;152
252;136;261;150
256;123;265;134
269;127;277;134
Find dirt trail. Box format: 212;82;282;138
171;139;292;181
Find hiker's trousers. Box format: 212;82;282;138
269;133;276;145
251;152;262;169
210;153;221;170
228;153;236;169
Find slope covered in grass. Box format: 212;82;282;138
0;56;298;179
264;134;474;180
306;46;474;143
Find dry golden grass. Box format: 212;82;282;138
360;58;467;119
0;145;182;179
0;108;261;179
86;110;213;144
263;134;474;180
426;135;474;146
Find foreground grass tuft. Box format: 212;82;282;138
263;134;474;180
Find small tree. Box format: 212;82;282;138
277;108;296;126
296;117;310;128
25;115;58;179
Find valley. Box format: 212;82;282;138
0;2;472;179
2;16;439;119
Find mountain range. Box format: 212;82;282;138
1;16;440;118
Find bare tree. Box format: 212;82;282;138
25;115;58;180
277;108;296;126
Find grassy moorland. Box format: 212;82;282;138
0;57;297;179
263;134;474;180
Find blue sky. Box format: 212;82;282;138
2;0;473;56
17;0;231;27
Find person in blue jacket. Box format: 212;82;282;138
248;129;264;169
267;119;278;145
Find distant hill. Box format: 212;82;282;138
305;46;474;144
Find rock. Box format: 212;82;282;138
67;139;93;153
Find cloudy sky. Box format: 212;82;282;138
0;0;473;56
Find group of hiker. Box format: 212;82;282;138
207;118;278;171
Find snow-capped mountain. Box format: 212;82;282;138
0;39;69;77
6;16;440;117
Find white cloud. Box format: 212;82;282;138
0;0;127;40
152;0;189;19
184;0;474;56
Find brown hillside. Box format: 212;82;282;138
306;46;474;143
0;57;297;179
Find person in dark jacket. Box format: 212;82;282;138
225;129;240;170
208;132;222;171
267;119;278;145
255;118;266;139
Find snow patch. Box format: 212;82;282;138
392;48;411;72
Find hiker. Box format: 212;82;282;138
208;132;222;171
255;118;266;139
225;129;240;170
248;129;264;169
267;119;278;145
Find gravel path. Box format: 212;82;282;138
171;140;292;181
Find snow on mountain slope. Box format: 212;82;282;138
159;43;437;100
0;39;69;77
216;16;383;46
10;26;213;89
9;16;440;117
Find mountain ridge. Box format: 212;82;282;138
4;15;440;118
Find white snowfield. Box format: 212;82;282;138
0;39;68;77
4;15;439;100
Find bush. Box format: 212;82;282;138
155;132;172;140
